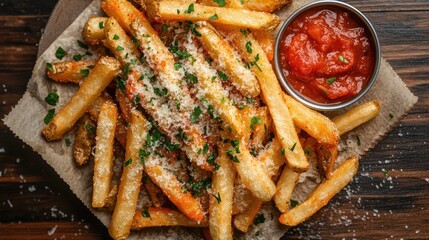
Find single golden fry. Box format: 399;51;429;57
73;113;96;166
43;56;120;141
180;33;245;137
109;110;148;240
332;100;381;135
196;22;260;97
273;166;300;213
232;181;253;215
283;94;339;146
279;156;359;226
145;161;205;222
146;0;280;31
46;60;96;83
92;100;118;208
197;0;291;12
233;197;262;232
209;146;236;240
83;17;108;45
228;29;308;172
131;208;208;229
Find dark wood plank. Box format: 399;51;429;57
0;0;428;239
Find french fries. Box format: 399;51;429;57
109;110;148;240
46;60;96;83
92;100;118;208
332;100;381;135
43;56;120;141
273;166;300;213
73;113;95;166
146;1;281;31
209;146;236;240
228;29;308;172
196;22;260;97
279;156;359;226
40;0;382;238
82;17;108;45
131;208;208;229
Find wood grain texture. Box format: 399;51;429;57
0;0;428;239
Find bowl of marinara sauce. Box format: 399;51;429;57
274;0;381;111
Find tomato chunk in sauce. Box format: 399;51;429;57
279;7;375;103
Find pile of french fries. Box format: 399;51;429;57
42;0;381;239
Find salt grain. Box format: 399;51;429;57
48;225;58;236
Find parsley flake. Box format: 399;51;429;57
99;21;104;29
245;41;252;53
250;116;262;130
213;192;222;203
44;109;55;124
326;77;337;84
141;208;151;218
65;138;71;147
77;40;89;49
213;0;226;7
80;69;90;77
46;63;54;72
209;13;218;20
113;34;119;40
184;3;195;14
338;55;348;63
290;199;299;208
289;142;297;151
55;47;66;60
124;158;132;166
116;45;124;51
45;92;59;106
190;106;202;123
253;213;265;225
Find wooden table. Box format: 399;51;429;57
0;0;428;239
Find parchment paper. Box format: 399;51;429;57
3;0;418;239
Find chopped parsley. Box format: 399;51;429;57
356;135;361;146
165;142;180;152
44;109;55;124
174;62;182;70
250;116;262;130
191;177;211;196
246;97;254;104
203;143;209;155
55;47;66;60
139;149;150;165
46;63;54;72
217;70;228;81
80;69;90;77
389;113;394;120
213;192;222;204
207;152;219;170
213;0;226;7
116;77;126;92
184;72;198;85
45;92;59;106
175;131;187;141
289;142;297;151
304;148;312;156
184;3;195;14
85;124;95;134
290;199;299;207
245;41;252;53
73;54;84;61
253;213;265;225
208;105;220;120
281;148;285;156
77;40;88;49
116;45;124;51
141;208;151;218
326;77;337;84
154;87;168;96
209;14;218;20
99;21;104;29
113;34;119;40
65;138;71;147
190;106;202;123
124;158;132;166
249;53;262;71
240;28;250;37
226;149;240;163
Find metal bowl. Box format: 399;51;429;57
274;0;381;111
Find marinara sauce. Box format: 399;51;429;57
279;7;375;103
